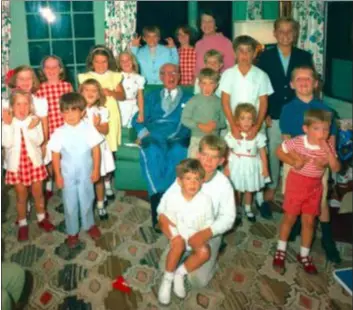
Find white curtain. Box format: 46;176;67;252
292;0;326;75
1;0;11;97
104;1;137;56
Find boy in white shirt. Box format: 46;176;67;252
157;158;214;305
158;135;236;298
219;35;273;219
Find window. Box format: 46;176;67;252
324;2;353;103
25;0;95;88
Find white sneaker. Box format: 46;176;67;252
158;276;173;305
173;274;186;299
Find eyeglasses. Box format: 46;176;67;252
160;71;179;76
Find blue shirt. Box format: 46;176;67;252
280;97;338;137
277;46;290;75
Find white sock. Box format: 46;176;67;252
244;204;252;213
277;240;287;252
300;246;310;257
176;264;188;276
37;213;45;222
104;180;111;190
97;201;104;209
164;271;174;281
46;180;53;191
255;191;264;205
19;219;28;227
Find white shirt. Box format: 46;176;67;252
219;65;273;112
157;190;214;242
121;72;146;101
2;117;44;172
164;88;178;100
158;171;236;237
2;95;48;118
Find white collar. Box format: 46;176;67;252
13;117;31;128
303;135;321;150
240;132;248;138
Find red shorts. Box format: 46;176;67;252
283;170;323;216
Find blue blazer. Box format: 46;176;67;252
257;46;313;119
131;44;179;85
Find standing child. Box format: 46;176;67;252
2;90;55;241
225;104;270;222
157;159;214;305
48;93;103;248
80;79;115;220
37;55;73;199
131;26;179;84
182;68;226;157
176;25;196;85
194;49;223;97
274;109;340;274
78;45;125;200
117;51;146;127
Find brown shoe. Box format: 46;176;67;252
66;234;79;248
18;226;29;242
87;225;101;240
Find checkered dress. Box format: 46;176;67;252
5;132;48;186
178;47;196;85
36;81;72;136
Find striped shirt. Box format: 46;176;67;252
282;135;336;178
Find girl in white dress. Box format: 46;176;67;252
79;79;115;220
117;51;146;127
225;103;270;222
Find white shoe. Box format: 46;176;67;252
158;276;173;305
173;274;186;299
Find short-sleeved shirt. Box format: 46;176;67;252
121;72;145;100
219;65;274;113
280;97;338;137
282;135;337;178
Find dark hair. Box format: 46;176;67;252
175;25;197;46
59;92;87;112
176;158;205;179
274;17;299;41
38;55;67;82
198;9;221;31
304;109;332;127
8;65;40;93
79;79;106;107
232;35;259;52
198;68;220;83
86;45;117;72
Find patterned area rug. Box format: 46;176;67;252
2;189;352;310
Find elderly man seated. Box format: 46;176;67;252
132;63;192;231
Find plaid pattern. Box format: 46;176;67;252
36;81;72;136
178;47;196;85
5;132;47;186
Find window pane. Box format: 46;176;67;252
66;66;77;89
26;15;49;40
75;40;95;64
25;1;46;13
51;13;72;39
52;40;74;65
48;1;71;12
73;1;93;12
28;41;51;66
73;13;94;38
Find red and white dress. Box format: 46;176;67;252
3;118;47;187
36;81;72;136
178;47;196;85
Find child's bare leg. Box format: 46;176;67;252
96;177;108;220
14;184;29;241
104;172;115;199
279;213;298;241
244;191;256;221
235;191;243;224
45;164;54;194
235;191;242;208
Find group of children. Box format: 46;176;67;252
1;16;342;304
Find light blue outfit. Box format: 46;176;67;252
48;121;103;236
131;44;179;84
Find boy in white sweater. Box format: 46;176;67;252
157;158;214;305
158;135;236;303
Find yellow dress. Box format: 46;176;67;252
78;71;122;152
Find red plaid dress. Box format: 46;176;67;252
179;47;196;85
5;132;48;186
36;81;72;136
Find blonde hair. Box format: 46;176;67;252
291;65;318;81
142;26;161;37
304;109;332;127
204;49;224;65
234;103;257;122
86;45;117;72
198;68;220;83
176;158;205;179
9;89;34;116
198;135;228;158
117;51;139;73
79;79;106;107
38;55;67;82
8;65;40;93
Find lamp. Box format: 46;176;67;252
233;20;277;45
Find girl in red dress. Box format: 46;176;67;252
2;90;55;241
176;25;196;85
36;55;73;199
